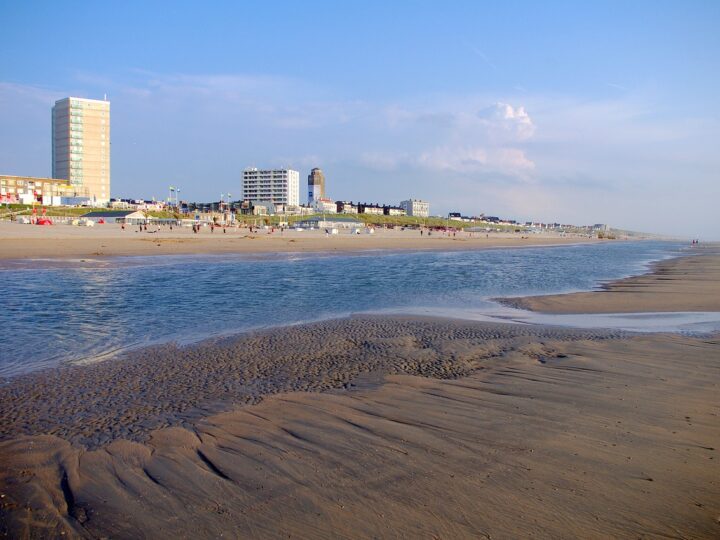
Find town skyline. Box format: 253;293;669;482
1;2;719;238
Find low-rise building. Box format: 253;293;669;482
313;198;337;214
274;204;314;216
358;203;384;215
449;212;476;222
296;216;364;229
399;199;430;217
0;175;87;206
383;205;406;216
109;198;166;211
336;201;358;214
239;200;274;216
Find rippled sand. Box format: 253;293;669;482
0;317;627;448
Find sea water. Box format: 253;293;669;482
1;241;714;377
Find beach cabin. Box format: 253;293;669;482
82;210;146;225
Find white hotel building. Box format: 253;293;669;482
242;168;300;208
400;199;430;218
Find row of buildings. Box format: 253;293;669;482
2;94;611;232
2;95;432;221
0;175;90;206
240;167;430;218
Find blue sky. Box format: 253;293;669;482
1;1;719;237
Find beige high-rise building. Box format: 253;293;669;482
52;97;110;203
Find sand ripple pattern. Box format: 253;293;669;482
0;317;627;449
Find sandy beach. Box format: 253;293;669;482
0;221;602;260
1;249;718;538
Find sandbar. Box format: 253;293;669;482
499;245;720;313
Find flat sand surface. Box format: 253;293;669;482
1;250;718;539
0;221;600;259
500;245;720;313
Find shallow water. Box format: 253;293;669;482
0;241;705;377
383;305;720;335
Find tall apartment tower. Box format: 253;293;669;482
52;97;111;203
307;168;325;204
242;168;300;207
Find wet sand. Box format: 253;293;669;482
500;245;720;313
0;221;600;260
1;252;719;538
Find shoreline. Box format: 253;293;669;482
0;241;680;379
0;220;610;260
497;244;720;313
0;238;624;272
1;248;718;538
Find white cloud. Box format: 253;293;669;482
418;146;488;172
477;102;536;141
0;82;60;105
359;152;408;170
418;146;534;176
